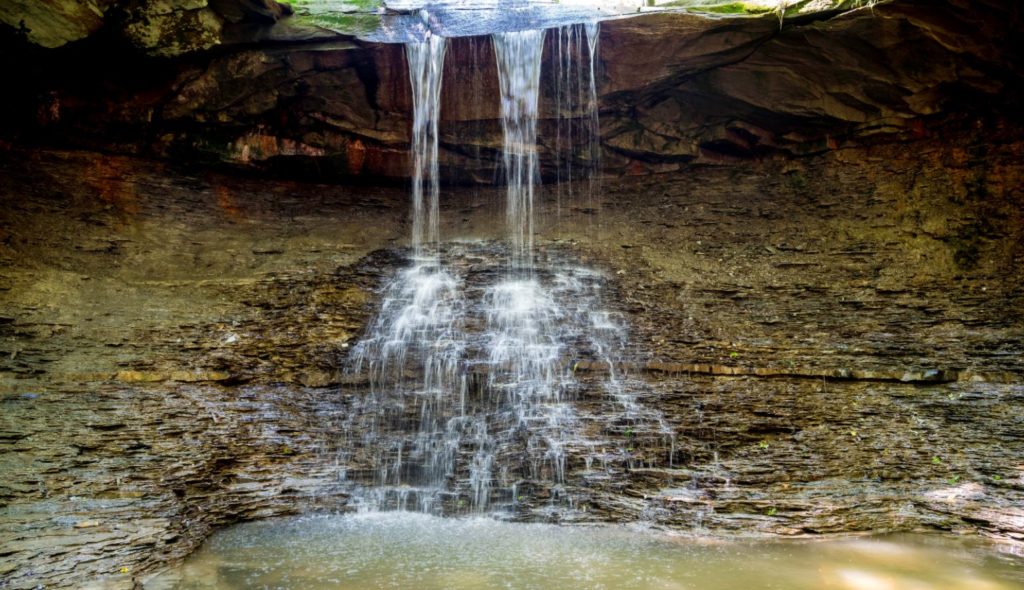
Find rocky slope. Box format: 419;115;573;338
1;114;1022;586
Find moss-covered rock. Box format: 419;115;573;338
122;2;225;57
2;0;297;55
0;0;114;48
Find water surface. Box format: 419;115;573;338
146;512;1024;590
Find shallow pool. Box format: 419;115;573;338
146;512;1024;590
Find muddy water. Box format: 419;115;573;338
146;512;1023;590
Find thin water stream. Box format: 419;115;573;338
494;29;545;272
406;35;448;256
146;513;1024;590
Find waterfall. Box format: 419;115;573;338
345;34;467;513
337;21;670;518
585;22;601;207
554;23;601;226
493;30;546;272
406;35;448;257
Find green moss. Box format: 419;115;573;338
284;0;382;12
299;13;382;35
833;0;880;9
663;1;772;14
781;0;879;17
697;3;773;15
644;0;879;18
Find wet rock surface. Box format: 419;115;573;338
2;1;1021;182
0;384;346;590
1;116;1021;586
0;149;402;588
596;122;1024;381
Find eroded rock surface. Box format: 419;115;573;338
1;117;1021;586
0;0;113;49
0;0;1021;588
2;0;1021;181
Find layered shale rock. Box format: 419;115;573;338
0;150;401;589
0;383;346;590
0;0;1021;588
1;115;1021;586
600;0;1024;166
1;1;1021;180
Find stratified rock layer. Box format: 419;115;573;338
1;112;1021;586
2;0;1020;182
0;0;1022;588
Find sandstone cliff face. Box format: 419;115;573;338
2;1;1021;182
0;0;1022;588
1;117;1022;587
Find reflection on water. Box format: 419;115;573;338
146;513;1024;590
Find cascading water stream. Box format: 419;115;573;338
407;35;448;257
345;33;468;513
554;23;601;226
493;30;545;273
337;20;673;517
585;22;601;208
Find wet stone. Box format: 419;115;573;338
0;113;1022;587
